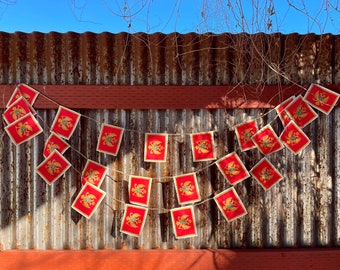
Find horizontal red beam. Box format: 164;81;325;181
1;84;339;109
1;249;340;270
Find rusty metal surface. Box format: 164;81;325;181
0;32;337;86
0;107;339;250
0;32;340;250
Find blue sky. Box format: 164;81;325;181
0;0;339;34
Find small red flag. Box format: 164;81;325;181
285;95;318;128
144;133;168;162
275;96;295;127
71;182;106;219
190;132;216;162
216;152;250;185
36;150;71;185
250;158;283;190
120;204;148;237
5;112;43;145
3;96;35;125
96;123;124;156
214;187;247;222
279;121;311;154
173;173;201;205
43;133;70;158
235;120;258;151
128;176;152;207
6;83;39;107
81;160;108;187
50;106;81;139
170;206;197;239
252;125;284;155
304;84;340;114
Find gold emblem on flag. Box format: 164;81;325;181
80;192;97;209
126;212;142;228
16;122;33;137
224;161;241;177
10;105;26;120
240;128;255;142
131;184;146;198
259;135;275;149
195;139;210;154
259;167;274;182
179;181;195;196
285;131;301;146
58;116;73;131
84;169;101;184
313;91;329;107
102;132;117;147
176;215;192;230
223;197;238;212
45;159;62;175
148;140;164;155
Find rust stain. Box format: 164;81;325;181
0;32;340;251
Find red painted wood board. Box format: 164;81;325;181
0;249;340;270
1;84;329;109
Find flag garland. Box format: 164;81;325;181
279;121;311;155
251;124;284;155
304;83;340;115
249;158;283;190
3;96;36;125
214;187;247;222
234;120;258;151
36;150;71;185
71;182;106;219
50;106;81;139
285;95;318;128
170;205;197;239
2;83;340;239
6;83;39;107
128;175;153;207
190;131;216;162
275;96;294;127
43;133;70;158
81;159;108;187
96;123;124;156
216;152;250;185
173;173;201;205
5;112;43;145
120;204;148;237
144;133;168;162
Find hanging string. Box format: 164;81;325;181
3;83;331;224
12;83;290;186
35;113;224;208
4;83;323;190
33;111;224;212
105;192;215;214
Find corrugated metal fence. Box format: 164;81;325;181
0;32;340;250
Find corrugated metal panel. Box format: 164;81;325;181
1;107;339;250
0;32;340;250
0;32;337;86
